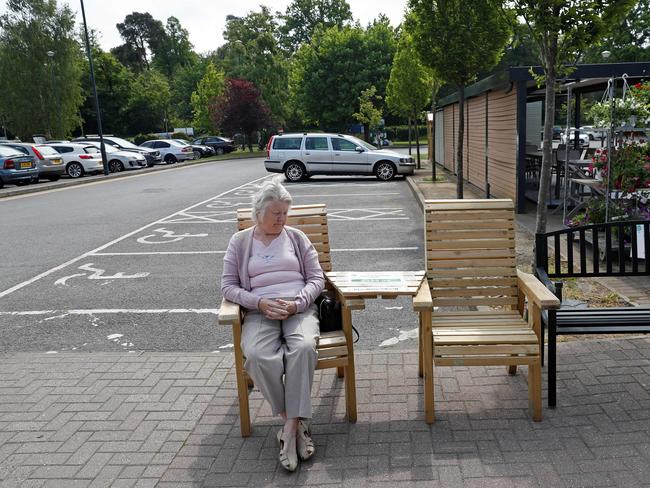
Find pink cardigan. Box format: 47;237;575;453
221;226;325;313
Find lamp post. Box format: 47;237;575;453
79;0;108;175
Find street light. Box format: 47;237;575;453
79;0;109;175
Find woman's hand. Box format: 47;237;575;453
258;298;297;320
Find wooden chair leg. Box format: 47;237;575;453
508;365;517;375
528;360;542;422
341;303;357;422
337;366;344;378
418;313;424;378
421;309;435;423
232;322;252;437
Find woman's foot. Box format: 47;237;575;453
297;420;315;461
277;429;298;472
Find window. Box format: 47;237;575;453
83;147;100;154
273;137;303;150
158;142;170;148
53;146;73;153
331;138;357;152
11;146;29;155
305;137;329;151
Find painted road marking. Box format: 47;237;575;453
54;263;150;286
0;176;269;299
136;228;209;244
0;308;220;316
89;247;419;256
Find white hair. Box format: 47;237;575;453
251;177;293;224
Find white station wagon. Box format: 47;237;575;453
264;133;415;181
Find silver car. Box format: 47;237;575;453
84;141;146;172
264;133;415;181
139;139;193;163
0;142;65;181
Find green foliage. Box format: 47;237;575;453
153;17;198;77
191;62;225;134
277;0;353;53
219;7;289;124
0;0;84;140
170;131;190;140
123;70;170;134
385;32;432;119
290;22;397;130
169;61;206;127
582;0;650;63
353;86;382;128
112;11;166;71
132;133;158;145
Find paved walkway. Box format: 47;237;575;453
3;162;650;487
2;337;650;487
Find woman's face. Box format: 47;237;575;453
258;200;290;236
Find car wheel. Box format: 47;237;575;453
164;154;177;164
216;147;224;155
48;175;61;182
109;160;124;173
0;178;3;189
284;162;306;182
374;161;396;181
193;150;201;160
66;162;84;178
15;180;29;186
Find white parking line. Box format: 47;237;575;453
90;247;419;256
0;309;220;316
0;176;269;299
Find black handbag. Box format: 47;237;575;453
314;294;359;342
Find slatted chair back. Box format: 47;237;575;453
536;220;650;279
237;203;331;272
424;199;518;310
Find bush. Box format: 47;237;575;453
385;125;425;141
132;133;158;145
171;132;190;141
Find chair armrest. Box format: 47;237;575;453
517;270;561;310
218;299;241;325
534;267;556;294
413;280;433;311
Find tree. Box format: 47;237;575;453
0;0;84;139
508;0;635;235
353;86;383;142
290;22;396;130
277;0;353;53
153;16;197;77
191;61;225;134
386;32;433;168
583;0;650;63
218;7;289;124
80;49;133;136
170;60;208;127
112;12;166;71
123;70;171;134
408;0;511;199
211;78;271;151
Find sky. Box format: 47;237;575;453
0;0;410;54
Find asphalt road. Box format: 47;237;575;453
0;155;425;353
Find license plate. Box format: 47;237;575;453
20;162;31;169
51;159;62;165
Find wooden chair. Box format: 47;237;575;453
418;199;560;423
218;204;360;436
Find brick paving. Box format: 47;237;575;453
2;338;650;487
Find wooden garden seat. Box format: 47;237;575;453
418;199;560;423
218;204;358;436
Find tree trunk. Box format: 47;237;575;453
408;118;412;155
363;123;370;143
535;57;557;236
431;94;437;181
456;83;465;199
414;117;421;169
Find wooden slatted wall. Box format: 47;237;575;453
467;95;486;191
443;105;455;172
486;89;517;200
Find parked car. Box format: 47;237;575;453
560;128;590;147
173;139;215;159
0;145;38;188
264;133;416;182
541;126;563;140
192;136;236;155
72;136;161;166
579;126;607;141
139;139;193;163
45;142;104;178
84;141;147;172
0;142;65;181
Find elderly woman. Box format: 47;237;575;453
221;178;324;472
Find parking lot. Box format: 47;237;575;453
0;160;424;353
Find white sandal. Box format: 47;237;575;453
277;429;298;472
297;420;315;461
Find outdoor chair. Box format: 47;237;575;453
418;199;560;422
218;204;360;436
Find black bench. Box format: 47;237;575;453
535;220;650;408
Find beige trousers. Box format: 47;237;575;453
241;304;319;419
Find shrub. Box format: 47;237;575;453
171;132;190;141
132;133;158;145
